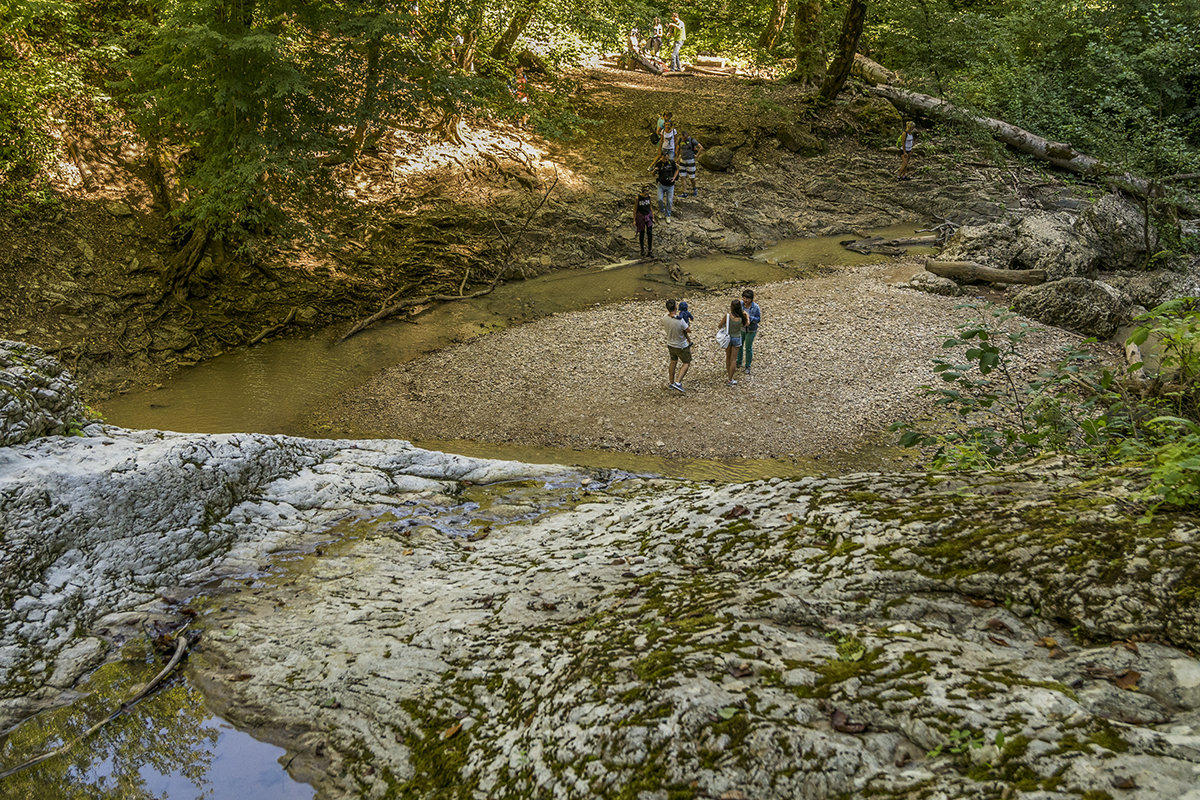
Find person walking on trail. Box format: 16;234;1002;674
736;289;760;375
651;154;680;221
662;299;691;393
719;298;748;386
650;17;664;57
659;119;678;161
635;188;654;258
677;131;703;196
667;12;685;72
897;121;916;180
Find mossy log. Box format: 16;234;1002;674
925;259;1046;285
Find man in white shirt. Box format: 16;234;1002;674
661;299;691;393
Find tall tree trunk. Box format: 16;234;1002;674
792;0;825;87
457;3;485;72
348;35;382;158
491;0;541;61
817;0;867;103
757;0;790;50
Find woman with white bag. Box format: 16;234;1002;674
717;299;749;386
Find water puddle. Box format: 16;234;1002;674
97;227;931;441
0;648;313;799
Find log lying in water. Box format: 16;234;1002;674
925;259;1046;285
841;234;937;255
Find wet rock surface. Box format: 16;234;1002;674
0;418;577;728
193;467;1200;800
2;358;1199;798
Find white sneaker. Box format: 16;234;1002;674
670;382;684;393
727;379;738;386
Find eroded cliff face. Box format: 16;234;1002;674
3;342;1200;799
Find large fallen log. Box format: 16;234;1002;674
872;84;1154;199
851;54;899;86
926;259;1046;286
620;50;665;75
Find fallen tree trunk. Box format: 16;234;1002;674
684;64;732;77
841;234;936;254
872;84;1153;199
622;50;664;75
851;53;898;86
926;259;1046;286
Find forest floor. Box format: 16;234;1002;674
1;65;1091;431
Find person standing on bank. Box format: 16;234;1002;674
635;188;654;258
651;154;680;221
659;119;678;161
677;131;703;196
736;289;760;375
667;12;685;72
662;299;691;393
897;121;916;180
650;16;663;57
720;298;748;386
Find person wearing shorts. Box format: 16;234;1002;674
662;298;691;392
678;132;703;196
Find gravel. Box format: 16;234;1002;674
339;258;1098;459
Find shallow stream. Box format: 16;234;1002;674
98;226;932;480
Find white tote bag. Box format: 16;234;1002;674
715;315;730;349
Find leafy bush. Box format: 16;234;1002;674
895;299;1200;514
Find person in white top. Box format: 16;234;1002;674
661;298;691;392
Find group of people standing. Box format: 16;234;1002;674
635;110;704;255
628;12;687;72
660;290;760;393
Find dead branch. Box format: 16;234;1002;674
336;169;560;344
250;307;298;346
0;634;193;780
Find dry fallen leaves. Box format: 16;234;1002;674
1035;636;1058;648
722;505;750;519
727;662;754;678
987;634;1011;647
1111;775;1138;790
1114;670;1141;691
984;618;1016;635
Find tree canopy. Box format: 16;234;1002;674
1;0;1197;237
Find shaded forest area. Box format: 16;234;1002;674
3;0;1198;245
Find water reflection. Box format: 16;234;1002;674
0;649;312;800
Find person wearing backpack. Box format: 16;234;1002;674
650;154;681;221
897;121;916;180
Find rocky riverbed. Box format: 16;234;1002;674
4;342;1200;799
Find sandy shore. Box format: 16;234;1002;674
333;258;1097;460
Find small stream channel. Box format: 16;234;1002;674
3;228;933;798
97;225;931;480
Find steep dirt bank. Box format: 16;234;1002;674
0;67;1078;403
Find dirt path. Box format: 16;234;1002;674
332;256;1095;459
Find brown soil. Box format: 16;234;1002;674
0;65;1074;406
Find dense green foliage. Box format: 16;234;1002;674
1;0;1197;238
865;0;1200;176
895;299;1200;514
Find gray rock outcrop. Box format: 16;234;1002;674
1012;277;1132;338
1;340;91;447
699;145;735;172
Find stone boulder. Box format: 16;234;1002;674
776;124;826;156
846;95;902;138
1079;192;1158;270
1010;212;1098;280
1012;277;1131;339
1102;270;1181;309
1;340;90;447
902;271;963;297
939;222;1020;269
698;145;734;172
